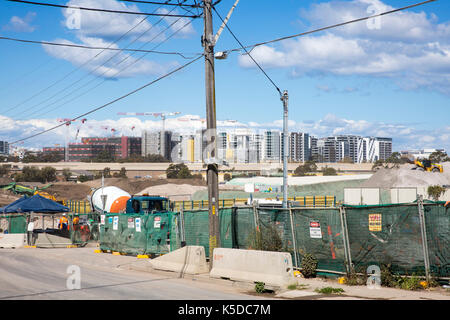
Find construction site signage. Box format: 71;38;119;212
309;221;322;239
100;215;105;225
127;218;134;229
113;216;119;230
154;216;161;229
135;218;141;232
368;213;382;232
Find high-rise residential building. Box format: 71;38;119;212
0;141;9;156
289;132;310;162
263;130;281;162
363;137;393;162
314;137;345;162
142;130;172;160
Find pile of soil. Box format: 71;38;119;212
0;189;20;207
361;162;450;188
138;184;207;200
41;177;207;200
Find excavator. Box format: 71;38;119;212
412;159;443;173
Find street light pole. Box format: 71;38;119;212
203;0;220;268
281;90;289;208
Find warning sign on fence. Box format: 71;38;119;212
127;218;134;229
309;221;322;238
154;216;161;229
368;213;382;232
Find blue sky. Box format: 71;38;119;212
0;0;449;153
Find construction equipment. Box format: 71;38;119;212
412;159;443;173
33;190;56;201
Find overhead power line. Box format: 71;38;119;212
118;0;200;8
222;0;438;53
7;0;202;18
21;12;196;120
3;1;174;117
0;36;202;59
212;6;282;96
9;54;204;145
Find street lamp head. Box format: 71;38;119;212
214;51;228;60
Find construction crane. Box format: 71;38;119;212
57;118;76;162
117;111;181;158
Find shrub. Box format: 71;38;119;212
300;253;318;278
247;224;284;252
322;167;337;176
427;185;446;201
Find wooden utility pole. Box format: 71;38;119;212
203;0;220;268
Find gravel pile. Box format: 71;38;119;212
361;162;450;188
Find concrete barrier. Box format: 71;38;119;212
210;248;297;288
150;246;209;275
0;233;26;248
35;233;72;248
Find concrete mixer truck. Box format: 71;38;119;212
90;186;169;214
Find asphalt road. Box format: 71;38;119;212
0;247;267;300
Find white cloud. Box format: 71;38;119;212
42;36;178;78
40;0;197;78
2;12;37;33
63;0;163;42
238;0;450;95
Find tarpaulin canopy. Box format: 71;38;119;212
0;194;69;213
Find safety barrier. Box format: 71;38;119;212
150;245;209;275
210;248;297;288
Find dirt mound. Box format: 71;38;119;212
362;162;450;188
138;184;207;200
0;189;20;207
44;182;93;200
84;177;206;196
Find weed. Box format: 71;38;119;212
315;287;345;294
255;282;266;294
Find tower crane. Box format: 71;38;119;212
117;111;181;158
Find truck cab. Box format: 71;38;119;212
126;195;169;214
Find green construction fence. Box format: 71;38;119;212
97;201;449;278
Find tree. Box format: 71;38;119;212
293;161;317;176
223;173;232;181
429;151;449;163
113;167;127;178
386;152;402;164
62;168;72;181
40;167;57;183
322;167;337;176
166;163;192;179
102;167;112;178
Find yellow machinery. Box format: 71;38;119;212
33;190;66;205
413;159;443;173
34;190;57;201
